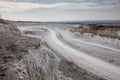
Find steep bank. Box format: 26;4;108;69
70;24;120;39
0;19;58;80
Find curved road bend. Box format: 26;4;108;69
19;27;120;80
45;28;120;80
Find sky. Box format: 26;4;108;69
0;0;120;21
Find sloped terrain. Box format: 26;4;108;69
0;19;58;80
70;24;120;39
0;19;114;80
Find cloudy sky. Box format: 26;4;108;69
0;0;120;21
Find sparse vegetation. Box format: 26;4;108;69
70;24;120;39
0;18;9;24
35;43;41;49
6;43;28;53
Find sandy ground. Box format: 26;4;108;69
58;59;106;80
59;29;120;66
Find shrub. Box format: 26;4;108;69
35;43;41;49
0;18;9;24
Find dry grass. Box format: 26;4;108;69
6;43;28;53
0;18;9;24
